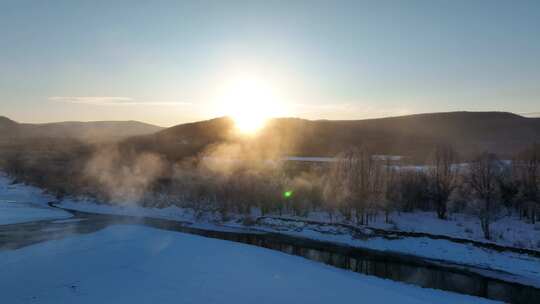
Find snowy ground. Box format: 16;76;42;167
359;211;539;250
282;210;540;250
56;199;540;289
0;174;72;224
250;217;540;288
59;199;540;250
0;224;497;304
0;202;72;225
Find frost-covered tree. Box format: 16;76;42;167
329;146;383;225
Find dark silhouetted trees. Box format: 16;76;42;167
428;144;459;219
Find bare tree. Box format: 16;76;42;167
515;144;540;223
497;162;519;216
327;149;357;221
329;146;382;225
3;152;25;178
397;170;430;212
468;152;502;240
428;144;459;219
381;159;400;223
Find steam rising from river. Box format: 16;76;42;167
84;146;165;203
82;121;303;205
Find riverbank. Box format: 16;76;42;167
0;174;71;225
55;198;540;291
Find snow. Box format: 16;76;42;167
59;198;203;222
369;211;540;250
251;217;540;288
58;199;247;234
0;224;497;304
0;174;55;204
56;199;540;289
259;210;540;250
0;202;72;225
2;169;536;296
51;218;86;224
0;174;72;225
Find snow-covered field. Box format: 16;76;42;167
0;174;72;224
0;224;497;304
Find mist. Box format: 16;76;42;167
84;145;166;204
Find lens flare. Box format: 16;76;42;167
283;190;293;198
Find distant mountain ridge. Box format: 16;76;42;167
3;112;539;160
0;116;163;142
120;111;540;161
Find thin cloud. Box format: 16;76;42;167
48;96;190;106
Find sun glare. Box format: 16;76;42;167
216;75;288;134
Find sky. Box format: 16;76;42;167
1;0;539;127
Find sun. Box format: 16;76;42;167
216;75;287;134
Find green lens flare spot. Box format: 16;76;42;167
283;190;293;198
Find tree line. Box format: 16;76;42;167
140;143;540;241
1;140;539;241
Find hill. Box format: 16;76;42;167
0;116;22;140
121;117;235;159
0;116;163;142
120;112;540;162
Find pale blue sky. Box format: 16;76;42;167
1;0;539;126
